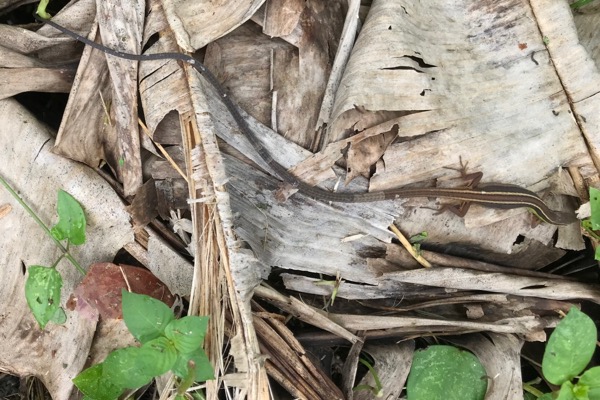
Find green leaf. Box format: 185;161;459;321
580;366;600;400
52;307;67;324
165;316;208;354
72;364;123;400
50;190;86;245
137;337;178;378
557;381;577;400
543;307;597;385
590;188;600;231
573;383;590;400
406;345;487;400
409;232;428;244
25;265;63;329
171;347;214;382
122;290;174;343
103;347;153;389
571;0;594;9
102;339;177;391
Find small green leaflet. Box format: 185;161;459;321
407;345;487;400
171;347;214;381
51;190;86;245
25;265;63;329
165;316;208;354
122;290;174;343
72;364;123;400
542;307;597;385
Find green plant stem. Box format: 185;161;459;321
177;360;197;396
51;251;67;269
582;220;600;241
522;383;545;398
0;175;86;275
36;0;51;19
190;391;206;400
354;358;383;397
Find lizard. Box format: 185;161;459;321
33;13;578;225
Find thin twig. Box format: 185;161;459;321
389;223;432;268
